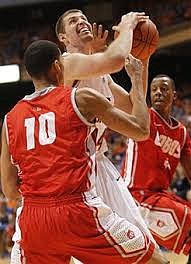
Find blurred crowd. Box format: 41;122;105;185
0;0;191;67
1;0;191;259
127;0;191;30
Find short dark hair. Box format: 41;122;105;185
152;74;176;90
24;40;60;79
55;9;83;37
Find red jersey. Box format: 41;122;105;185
5;86;95;198
122;108;191;191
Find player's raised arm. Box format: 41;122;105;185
75;57;150;141
63;12;149;80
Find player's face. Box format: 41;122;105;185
150;77;176;113
62;12;93;46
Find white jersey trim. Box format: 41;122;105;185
4;115;9;146
151;107;179;129
71;88;94;127
182;126;187;149
62;52;69;58
129;141;138;189
23;86;56;100
124;139;134;186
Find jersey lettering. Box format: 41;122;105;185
154;132;180;158
25;112;56;150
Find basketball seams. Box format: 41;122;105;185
148;31;159;56
131;20;159;60
136;20;151;60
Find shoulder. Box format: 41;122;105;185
76;87;100;100
75;88;109;111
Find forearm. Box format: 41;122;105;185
129;58;149;101
105;26;133;61
1;163;20;201
131;73;150;136
1;172;20;201
3;187;21;201
141;58;149;97
2;182;21;201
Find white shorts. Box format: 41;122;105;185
95;154;156;245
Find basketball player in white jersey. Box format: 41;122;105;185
56;9;153;226
54;9;158;264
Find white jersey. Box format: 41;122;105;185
75;77;156;246
63;52;114;156
75;75;114;156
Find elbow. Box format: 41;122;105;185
103;55;125;73
133;127;150;142
139;128;150;141
111;57;125;73
2;186;20;201
135;115;150;141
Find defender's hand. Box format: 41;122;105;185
125;54;143;78
91;23;109;53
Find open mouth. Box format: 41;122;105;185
77;25;91;35
154;97;165;103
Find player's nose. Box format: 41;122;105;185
78;19;86;26
155;87;162;95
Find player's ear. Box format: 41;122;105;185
58;33;69;46
48;60;61;84
173;90;177;101
53;60;63;76
53;60;64;84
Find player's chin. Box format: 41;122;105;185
81;33;93;42
153;101;165;110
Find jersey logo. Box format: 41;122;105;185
154;131;180;158
157;219;166;228
126;230;135;239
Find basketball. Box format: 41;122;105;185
131;19;159;60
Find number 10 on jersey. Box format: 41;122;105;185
24;112;56;150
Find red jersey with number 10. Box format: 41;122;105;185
122;108;191;191
5;86;95;198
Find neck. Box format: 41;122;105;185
154;107;172;124
33;79;57;91
66;42;92;54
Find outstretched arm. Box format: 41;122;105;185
63;12;149;81
1;122;20;201
108;56;150;114
75;61;150;141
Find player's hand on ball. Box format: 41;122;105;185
125;54;143;78
112;12;149;33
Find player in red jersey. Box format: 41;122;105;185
1;25;168;264
10;10;161;264
122;74;191;261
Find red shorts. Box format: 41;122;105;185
131;189;191;255
18;193;154;264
